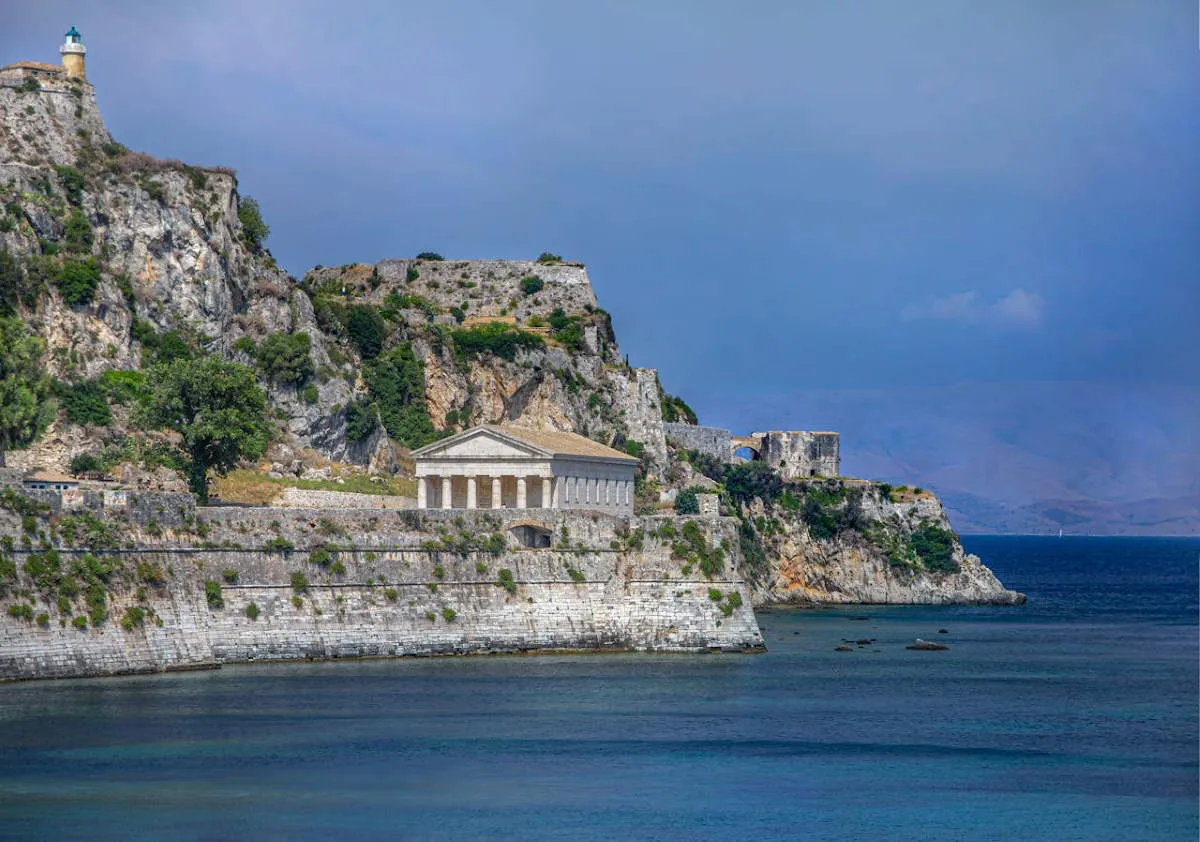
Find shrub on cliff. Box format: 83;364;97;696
415;252;443;261
347;305;386;360
63;209;93;253
237;196;269;250
344;399;379;442
54;379;112;426
910;522;959;573
451;322;545;361
254;331;313;385
0;247;22;315
363;344;439;449
536;252;562;264
69;453;101;476
520;275;544;296
723;462;782;506
0;317;51;451
137;356;272;503
675;487;699;515
54;258;100;305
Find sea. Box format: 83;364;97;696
0;536;1196;841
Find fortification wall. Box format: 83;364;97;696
758;431;841;479
272;487;415;510
664;423;731;463
0;508;762;681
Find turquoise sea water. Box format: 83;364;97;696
0;536;1196;840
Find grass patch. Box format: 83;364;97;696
212;468;416;505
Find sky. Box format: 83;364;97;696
3;2;1197;510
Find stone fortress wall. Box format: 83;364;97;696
0;503;763;681
664;424;841;479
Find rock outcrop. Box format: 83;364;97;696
0;74;1021;611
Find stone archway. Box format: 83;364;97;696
730;435;763;462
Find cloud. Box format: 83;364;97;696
901;288;1045;327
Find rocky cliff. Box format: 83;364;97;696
0;74;1021;609
735;480;1023;605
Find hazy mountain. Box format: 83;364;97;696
717;381;1199;535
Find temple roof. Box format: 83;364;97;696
412;424;638;463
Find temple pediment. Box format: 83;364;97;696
412;428;549;460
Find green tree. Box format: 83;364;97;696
137;356;271;503
63;209;93;253
363;343;438;448
675;487;699;514
53;165;85;205
237;196;270;250
0;247;21;315
0;317;51;451
254;331;313;385
724;462;783;505
347;305;386;359
54;379;111;426
55;258;101;306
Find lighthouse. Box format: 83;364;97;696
59;26;86;80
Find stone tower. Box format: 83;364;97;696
59;26;86;79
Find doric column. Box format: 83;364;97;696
541;477;551;509
417;477;427;509
441;476;452;510
516;476;527;509
467;476;477;509
491;476;502;508
550;477;560;509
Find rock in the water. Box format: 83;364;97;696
907;638;950;651
938;628;949;634
835;645;854;652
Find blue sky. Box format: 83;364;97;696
3;2;1197;512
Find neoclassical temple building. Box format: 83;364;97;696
411;426;639;514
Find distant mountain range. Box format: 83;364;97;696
719;381;1199;536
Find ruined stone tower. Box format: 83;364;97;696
59;26;86;79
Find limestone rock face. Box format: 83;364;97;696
744;484;1025;606
0;80;359;460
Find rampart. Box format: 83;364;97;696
664;424;841;478
664;423;731;463
0;505;763;681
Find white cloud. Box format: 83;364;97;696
901;288;1045;328
992;288;1046;326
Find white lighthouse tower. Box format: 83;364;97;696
59;26;86;80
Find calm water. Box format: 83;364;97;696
0;536;1196;841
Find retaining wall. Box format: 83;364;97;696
0;509;763;680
